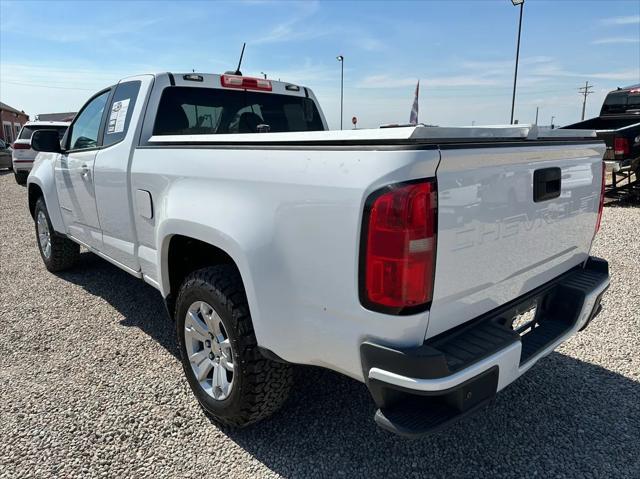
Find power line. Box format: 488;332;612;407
578;81;594;121
0;80;97;91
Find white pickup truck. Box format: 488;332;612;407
27;72;610;437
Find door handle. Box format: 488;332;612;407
80;164;90;177
533;167;561;202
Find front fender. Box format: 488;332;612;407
27;153;65;234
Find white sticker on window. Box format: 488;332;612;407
107;98;130;134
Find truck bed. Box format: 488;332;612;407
147;124;597;146
565;115;640;132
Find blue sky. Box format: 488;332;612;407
1;0;639;128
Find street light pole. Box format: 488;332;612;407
337;55;344;130
510;0;524;124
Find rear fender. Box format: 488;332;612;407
155;191;269;345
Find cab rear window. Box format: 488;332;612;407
601;91;640;114
153;86;324;135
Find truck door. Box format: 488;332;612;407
93;76;153;272
55;89;111;249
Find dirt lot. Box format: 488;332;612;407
1;170;639;478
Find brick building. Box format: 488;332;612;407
36;112;76;122
0;102;29;143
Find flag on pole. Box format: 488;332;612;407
409;80;419;124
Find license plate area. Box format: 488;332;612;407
511;300;538;336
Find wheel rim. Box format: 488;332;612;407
184;301;234;400
36;210;52;259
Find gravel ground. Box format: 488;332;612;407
1;170;639;478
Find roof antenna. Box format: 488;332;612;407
233;43;246;76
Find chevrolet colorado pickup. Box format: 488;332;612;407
27;72;610;437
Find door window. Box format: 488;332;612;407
103;81;141;147
69;91;110;151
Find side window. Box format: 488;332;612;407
69;91;110;151
103;80;141;147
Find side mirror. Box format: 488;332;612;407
31;130;62;153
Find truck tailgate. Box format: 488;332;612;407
427;141;605;338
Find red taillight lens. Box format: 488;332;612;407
221;75;272;91
361;180;437;313
595;162;605;234
12;143;30;150
613;137;629;156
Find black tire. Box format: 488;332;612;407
14;171;27;185
34;197;80;272
175;265;293;428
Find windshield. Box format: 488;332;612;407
153;86;324;135
19;125;67;140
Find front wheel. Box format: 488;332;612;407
34;197;80;272
175;265;293;428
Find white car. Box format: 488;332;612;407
12;121;69;184
27;72;609;437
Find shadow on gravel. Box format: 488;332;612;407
227;357;640;477
57;252;179;358
57;253;639;477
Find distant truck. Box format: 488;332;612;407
564;84;640;189
26;72;609;437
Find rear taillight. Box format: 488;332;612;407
360;180;437;314
221;75;272;91
595;162;605;234
12;143;29;150
613;137;629;156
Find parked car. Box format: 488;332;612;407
27;72;610;437
0;139;12;169
564;84;640;193
12;121;69;184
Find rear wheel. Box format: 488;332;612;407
14;171;27;185
34;197;80;272
175;265;293;428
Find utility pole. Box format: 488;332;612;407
535;106;539;125
336;55;344;130
550;115;555;129
578;81;594;121
510;0;525;124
